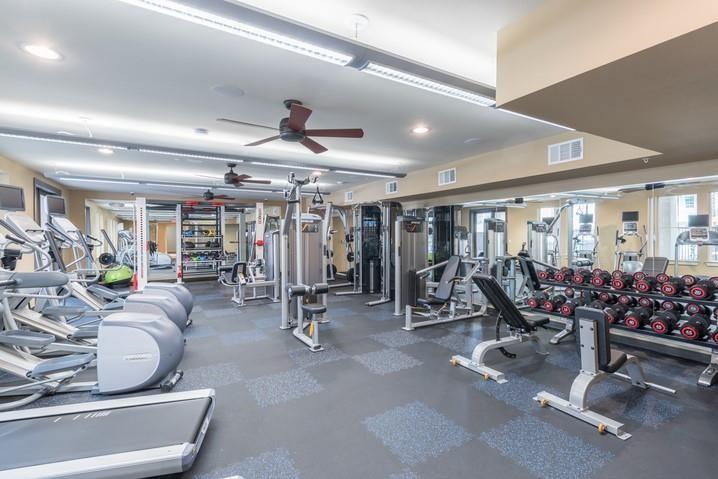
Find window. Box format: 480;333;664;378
539;207;560;263
711;192;718;261
469;208;505;258
572;202;596;255
657;194;697;261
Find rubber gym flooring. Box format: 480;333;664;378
14;281;718;478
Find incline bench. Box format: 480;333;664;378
450;273;549;383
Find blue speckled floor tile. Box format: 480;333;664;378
245;368;323;408
363;401;473;465
370;330;425;348
353;348;422;375
193;447;299;479
480;414;613;479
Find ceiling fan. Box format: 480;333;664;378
196;163;273;187
218;99;364;154
187;189;234;201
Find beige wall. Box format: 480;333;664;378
335;132;656;206
0;155;70;271
496;0;718;105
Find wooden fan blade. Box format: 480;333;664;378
241;179;272;184
217;118;277;131
300;137;328;154
304;128;364;138
214;194;235;200
287;103;312;131
245;135;281;147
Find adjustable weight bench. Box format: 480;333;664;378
451;274;549;383
404;255;485;330
534;307;675;439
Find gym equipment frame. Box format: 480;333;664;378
535;307;675;440
403;256;486;330
450;274;549;383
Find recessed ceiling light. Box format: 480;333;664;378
336;181;345;184
97;147;114;155
411;126;431;135
19;43;63;61
211;84;245;98
312;170;323;176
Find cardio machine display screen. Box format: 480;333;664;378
46;195;66;216
0;185;25;211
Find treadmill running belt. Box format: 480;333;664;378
0;397;212;471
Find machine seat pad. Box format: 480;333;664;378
42;306;88;317
31;353;94;377
603;350;628;374
301;303;327;316
417;296;447;306
0;330;55;348
525;317;550;328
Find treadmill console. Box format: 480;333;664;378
689;227;710;242
4;212;45;243
622;222;639;234
578;223;593;234
530;222;548;233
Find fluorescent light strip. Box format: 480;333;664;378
0;132;127;150
146;183;207;189
136;148;239;162
496;108;575;131
117;0;352;66
361;62;495;107
60;178;139;185
250;161;329;172
334;170;397;179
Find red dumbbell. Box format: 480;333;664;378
649;311;680;334
624;307;653;329
679;314;710;340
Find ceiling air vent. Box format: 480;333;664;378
344;191;353;202
386;181;398;194
548;138;583;165
438;168;456;186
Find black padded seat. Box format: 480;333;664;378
517;256;551;291
301;303;326;316
604;350;628;374
417;297;445;306
417;255;462;306
526;317;550;328
471;274;547;333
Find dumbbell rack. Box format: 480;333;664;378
535;280;718;387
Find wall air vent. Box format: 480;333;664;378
438;168;456;186
344;191;353;202
386;181;398;194
548;138;583;165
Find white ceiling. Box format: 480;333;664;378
234;0;544;86
0;0;559;201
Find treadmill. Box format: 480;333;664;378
0;388;215;478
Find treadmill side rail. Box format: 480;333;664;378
0;444;190;479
